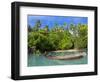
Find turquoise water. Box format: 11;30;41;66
28;51;88;67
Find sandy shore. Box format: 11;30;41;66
49;49;86;52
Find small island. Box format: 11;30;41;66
28;15;88;66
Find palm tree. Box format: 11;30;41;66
33;20;41;31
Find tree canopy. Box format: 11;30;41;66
28;20;88;55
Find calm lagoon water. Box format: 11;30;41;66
28;50;88;67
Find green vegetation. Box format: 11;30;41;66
28;20;87;55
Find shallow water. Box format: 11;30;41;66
28;50;88;67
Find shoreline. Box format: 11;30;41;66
44;49;86;60
48;49;86;53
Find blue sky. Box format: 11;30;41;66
28;15;88;29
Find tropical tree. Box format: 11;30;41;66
33;20;41;31
74;24;88;49
58;31;73;50
44;25;49;33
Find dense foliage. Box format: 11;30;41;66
28;20;87;55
